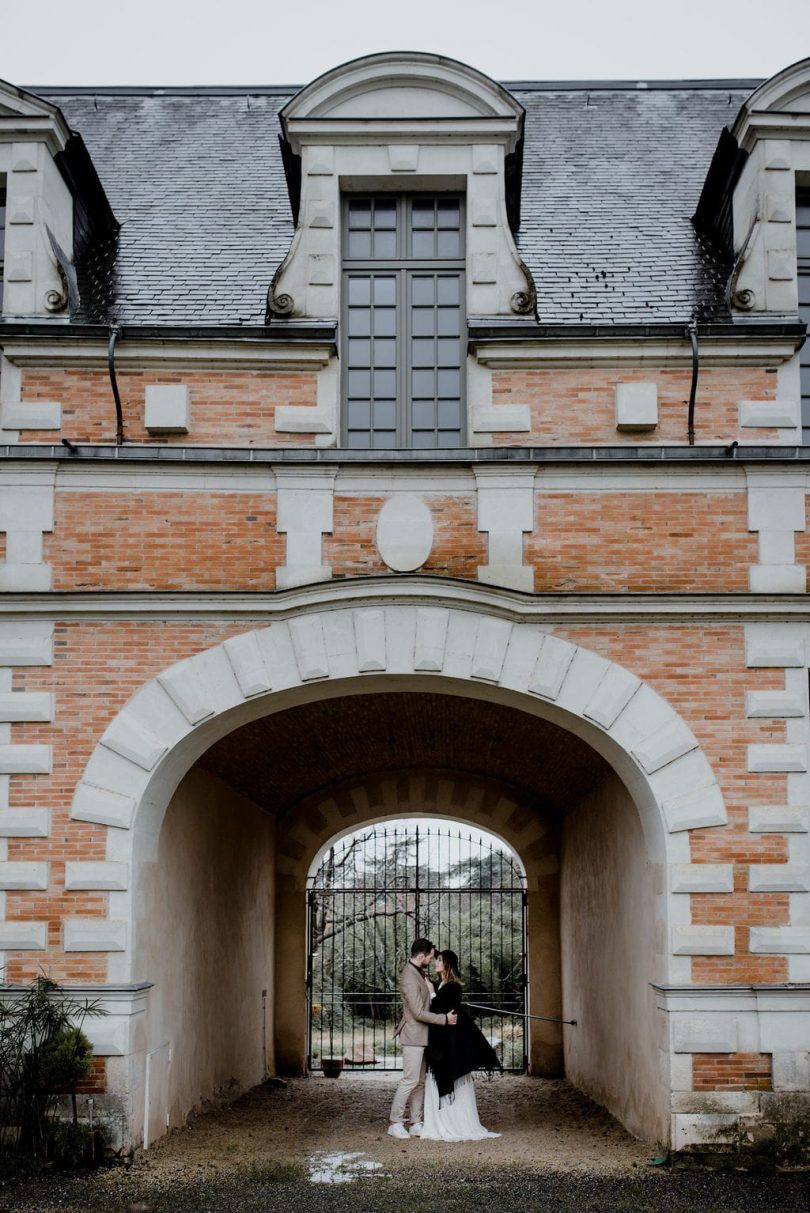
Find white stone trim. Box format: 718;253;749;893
144;385;190;435
0;621;54;665
0;745;51;774
471;335;801;369
0;110;74;321
772;1051;810;1091
660;784;727;832
0;981;151;1058
274;467;337;589
0;401;62;431
749;927;810;954
473;467;534;591
101;715;169;771
63;919;127;952
0;921;46;950
671;925;736;956
64;861;129;891
672;1017;739;1052
71;782;137;830
745;623;807;667
615;381;658;431
748;864;810;892
0;807;49;837
739;399;799;429
0;469;55;591
471;403;532;433
748;805;809;833
0;861;48;890
0;338;335;373
274;355;338;445
5;583;810;622
747;743;807;773
671;864;734;893
745;688;805;717
745;470;806;593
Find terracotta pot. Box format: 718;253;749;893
321;1058;344;1079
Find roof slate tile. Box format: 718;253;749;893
43;84;751;327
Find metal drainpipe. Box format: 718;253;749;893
686;321;699;447
108;324;124;445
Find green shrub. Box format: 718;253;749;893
0;975;104;1165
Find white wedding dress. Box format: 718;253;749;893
421;1070;500;1142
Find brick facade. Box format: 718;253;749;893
1;49;809;1165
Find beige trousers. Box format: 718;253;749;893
389;1045;427;1124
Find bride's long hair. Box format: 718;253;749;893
437;949;462;985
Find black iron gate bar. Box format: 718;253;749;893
307;822;528;1073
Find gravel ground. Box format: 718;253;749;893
1;1075;808;1213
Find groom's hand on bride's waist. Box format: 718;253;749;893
446;1011;458;1025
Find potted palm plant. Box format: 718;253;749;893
321;1000;344;1078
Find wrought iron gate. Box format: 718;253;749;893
307;822;528;1072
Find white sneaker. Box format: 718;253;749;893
387;1122;410;1139
409;1122;424;1136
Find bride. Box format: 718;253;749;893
421;949;501;1141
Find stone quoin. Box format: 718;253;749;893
0;50;809;1165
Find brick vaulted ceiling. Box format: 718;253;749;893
197;692;611;818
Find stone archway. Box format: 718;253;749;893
65;589;728;1147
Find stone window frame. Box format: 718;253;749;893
0;175;6;310
340;192;467;449
267;53;533;329
798;187;810;445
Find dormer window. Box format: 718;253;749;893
0;178;6;309
343;195;465;448
798;190;810;445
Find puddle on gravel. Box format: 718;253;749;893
308;1150;386;1184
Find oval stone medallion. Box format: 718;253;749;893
375;494;434;572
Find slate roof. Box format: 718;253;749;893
35;81;760;328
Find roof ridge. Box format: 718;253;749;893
31;78;763;98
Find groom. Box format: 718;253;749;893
388;937;457;1139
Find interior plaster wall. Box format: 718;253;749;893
560;772;667;1143
137;767;276;1131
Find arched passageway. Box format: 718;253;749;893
70;597;726;1150
137;685;664;1145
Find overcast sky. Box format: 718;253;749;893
1;0;809;88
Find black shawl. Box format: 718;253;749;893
425;982;501;1099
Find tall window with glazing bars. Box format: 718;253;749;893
342;196;465;448
797;191;810;445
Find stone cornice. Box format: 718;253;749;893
5;444;810;466
470;330;805;369
0;331;336;372
653;982;810;1012
1;582;809;623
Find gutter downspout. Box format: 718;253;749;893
108;324;124;446
686;322;699;447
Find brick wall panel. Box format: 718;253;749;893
491;367;779;444
20;369;319;446
528;493;755;592
48;492;284;590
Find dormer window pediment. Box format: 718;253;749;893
268;52;533;326
281;52;524;133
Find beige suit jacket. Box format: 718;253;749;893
394;961;449;1047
